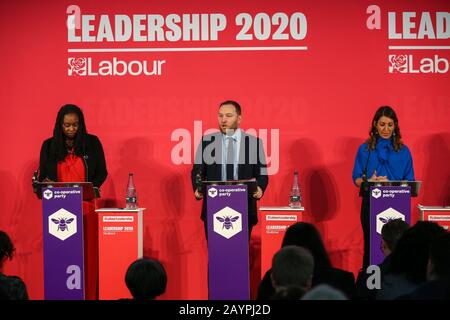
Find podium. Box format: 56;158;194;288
203;179;256;300
95;208;145;300
360;180;421;266
259;206;304;279
37;181;95;300
418;205;450;230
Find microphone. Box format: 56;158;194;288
32;170;39;195
195;171;203;193
82;155;89;182
361;150;371;192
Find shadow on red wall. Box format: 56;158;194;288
0;161;43;299
417;133;450;207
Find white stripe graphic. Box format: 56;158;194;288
68;46;308;53
388;46;450;50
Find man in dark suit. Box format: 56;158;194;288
191;100;269;239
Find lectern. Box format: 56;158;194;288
203;179;256;300
259;206;304;279
36;181;95;300
95;207;145;300
360;180;421;265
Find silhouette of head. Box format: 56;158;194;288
282;222;331;268
125;257;167;300
0;230;15;269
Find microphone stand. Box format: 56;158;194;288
195;171;203;193
362;150;371;193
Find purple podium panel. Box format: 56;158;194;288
370;186;411;266
206;184;250;300
42;187;85;300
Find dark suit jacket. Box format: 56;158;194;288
191;131;268;227
257;266;355;300
0;273;29;300
396;280;450;300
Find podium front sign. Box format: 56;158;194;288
207;185;249;300
96;208;144;300
259;206;303;280
418;206;450;231
370;186;411;266
42;187;84;300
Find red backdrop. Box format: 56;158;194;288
0;0;449;299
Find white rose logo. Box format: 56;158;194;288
389;55;408;73
68;57;87;76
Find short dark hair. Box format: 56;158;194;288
271;245;314;288
381;219;409;252
390;221;447;283
219;100;241;115
0;230;15;269
125;258;167;300
429;232;450;280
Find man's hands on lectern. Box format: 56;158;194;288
194;189;203;200
253;186;263;199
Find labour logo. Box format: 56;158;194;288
376;207;405;234
68;57;87;76
389;55;408;73
213;207;242;239
208;187;218;198
48;209;77;241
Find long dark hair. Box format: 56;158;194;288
281;222;332;268
366;106;403;151
50;104;88;161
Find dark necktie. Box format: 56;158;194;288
226;137;235;181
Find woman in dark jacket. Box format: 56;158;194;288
37;104;108;300
38;104;107;188
257;222;355;299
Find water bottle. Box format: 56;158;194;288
126;173;138;209
289;170;302;208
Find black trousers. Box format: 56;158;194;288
360;194;371;270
